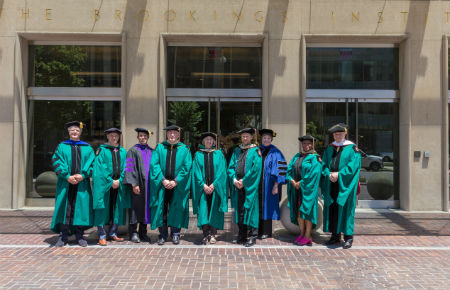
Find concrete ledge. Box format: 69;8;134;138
25;198;54;207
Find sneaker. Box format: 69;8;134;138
55;237;68;247
77;239;88;247
209;235;216;244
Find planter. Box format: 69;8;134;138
279;198;324;235
367;172;394;200
35;171;57;197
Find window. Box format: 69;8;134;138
167;46;261;89
306;46;400;206
307;47;399;90
29;45;121;87
166;46;262;154
27;44;122;198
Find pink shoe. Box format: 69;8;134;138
299;237;313;246
294;235;303;244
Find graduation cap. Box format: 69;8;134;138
135;127;153;136
328;123;348;134
164;125;181;132
65;121;84;130
104;127;122;135
259;129;276;138
298;135;315;142
200;132;217;140
236;128;255;135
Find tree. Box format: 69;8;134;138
31;45;88;87
168;102;204;143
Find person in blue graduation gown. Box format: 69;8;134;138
321;123;361;249
257;129;287;239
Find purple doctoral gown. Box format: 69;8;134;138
123;144;152;224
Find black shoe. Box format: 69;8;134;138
343;239;353;249
157;237;165;246
259;234;270;240
325;234;341;245
232;236;247;245
139;234;151;243
55;237;68;247
172;235;180;245
245;237;256;247
130;233;141;243
77;239;88;247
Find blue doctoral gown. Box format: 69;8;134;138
259;145;287;220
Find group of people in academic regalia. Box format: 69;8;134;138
50;120;360;249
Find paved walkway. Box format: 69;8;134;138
0;209;448;289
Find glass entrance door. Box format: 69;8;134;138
307;99;399;203
167;98;262;160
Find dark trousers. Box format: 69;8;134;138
258;219;272;237
59;224;84;241
129;222;147;238
237;188;257;239
329;183;353;241
158;189;180;239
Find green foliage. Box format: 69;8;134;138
168;102;204;140
32;45;88;87
306;121;326;154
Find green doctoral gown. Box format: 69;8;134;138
50;141;95;233
321;144;361;236
227;145;262;229
191;147;228;230
149;141;192;230
92;144;130;226
286;153;322;227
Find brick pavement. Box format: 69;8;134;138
0;209;449;290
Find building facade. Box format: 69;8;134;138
0;0;449;211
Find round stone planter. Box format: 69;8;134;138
279;197;324;235
367;172;394;200
35;171;57;197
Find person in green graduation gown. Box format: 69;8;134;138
321;123;361;249
286;135;322;246
191;132;228;245
227;128;262;247
92;128;130;246
149;125;192;246
51;121;95;247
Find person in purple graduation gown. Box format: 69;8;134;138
258;129;287;239
123;128;153;243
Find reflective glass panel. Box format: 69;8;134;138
28;100;121;196
307;48;399;89
29;45;121;87
166;100;261;160
306;101;399;201
167;47;262;89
